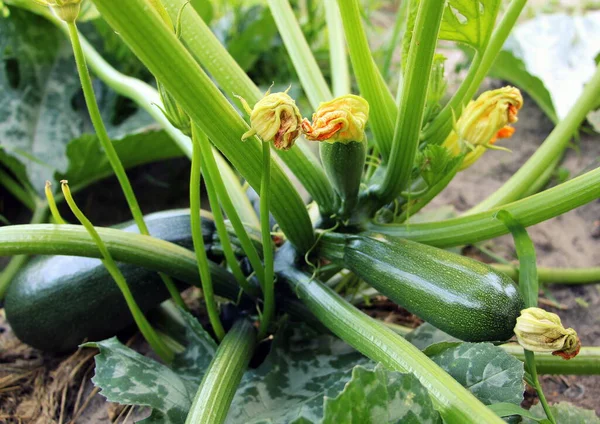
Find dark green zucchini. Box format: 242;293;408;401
4;210;215;352
319;232;524;342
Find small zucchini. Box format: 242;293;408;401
319;232;524;342
4;210;214;352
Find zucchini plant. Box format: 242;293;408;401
1;0;599;422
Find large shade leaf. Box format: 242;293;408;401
425;342;524;406
226;325;369;423
524;402;600;424
86;337;192;424
0;9;154;193
439;0;501;51
57;130;184;189
322;364;441;424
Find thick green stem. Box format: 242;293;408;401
267;0;331;107
469;64;600;214
185;319;255;424
191;126;225;341
0;169;36;211
92;0;315;252
61;182;173;362
497;210;555;424
67;21;186;310
367;166;600;247
197;134;259;297
324;1;350;97
492;264;600;285
199;138;265;287
0;201;49;299
276;246;503;424
337;0;397;161
525;350;556;423
0;224;241;300
372;0;444;208
258;142;275;339
161;0;335;215
423;0;527;145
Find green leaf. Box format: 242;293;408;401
57;130;183;188
170;309;218;388
425;342;525;406
85;337;192;424
488;403;546;422
489;50;557;123
322;364;441;424
0;9;154;194
226;325;369;424
523;402;600;424
500;12;600;121
439;0;501;51
405;323;459;351
418;145;456;187
87;310;218;423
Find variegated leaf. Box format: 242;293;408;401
322;364;441;424
425;342;525;406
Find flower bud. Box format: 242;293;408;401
514;307;580;360
443;86;523;170
157;81;192;137
302;94;369;144
36;0;82;22
236;88;302;151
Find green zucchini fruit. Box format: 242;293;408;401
4;209;214;352
319;232;524;342
320;140;366;219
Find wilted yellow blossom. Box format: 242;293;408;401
514;307;580;360
236;88;302;151
443;86;523;170
302;94;369;143
35;0;81;22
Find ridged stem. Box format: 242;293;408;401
367;166;600;247
0;201;48;299
492;264;600;285
373;0;444;207
423;0;527;145
184;319;256;424
258;142;274;339
190;125;225;341
197;132;258;297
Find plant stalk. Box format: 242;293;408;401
190;125;225;341
324;1;350;97
0;200;49;299
367;166;600;247
92;0;315;252
337;0;396;161
258;142;274;339
66;21;186;310
373;0;445;208
185;319;255;424
423;0;527;145
0;169;36;211
492;264;600;285
61;182;173;362
0;224;241;300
